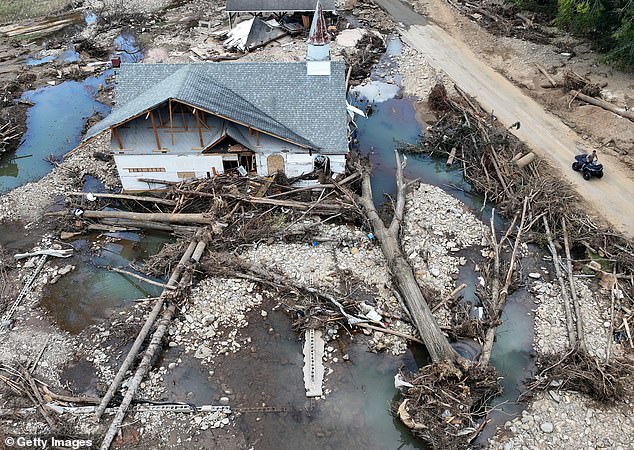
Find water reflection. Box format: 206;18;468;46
0;73;111;192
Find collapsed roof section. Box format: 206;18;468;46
85;62;349;154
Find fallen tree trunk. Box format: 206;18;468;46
98;218;199;234
562;218;587;352
570;90;634;122
99;240;206;450
543;217;577;346
46;210;214;225
356;150;460;363
480;197;529;365
174;189;350;212
108;267;176;291
535;63;557;87
94;239;198;421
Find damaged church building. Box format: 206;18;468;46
84;4;350;192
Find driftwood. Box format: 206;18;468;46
94;239;198;421
98;218;198;234
174;189;350;212
99;239;206;450
108;267;176;291
46;210;214;225
66;192;176;206
431;283;467;313
357;150;460;363
570;90;634;122
535;63;557;87
543;217;577;346
562;218;587;352
480;197;529;365
356;322;424;344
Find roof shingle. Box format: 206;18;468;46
85;61;349;154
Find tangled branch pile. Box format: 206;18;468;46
397;361;502;449
525;348;634;402
342;32;386;85
447;0;554;44
413;83;634;274
562;69;601;97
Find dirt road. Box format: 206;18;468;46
374;0;634;238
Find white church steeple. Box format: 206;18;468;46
306;0;331;76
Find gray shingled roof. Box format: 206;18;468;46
85;62;348;154
225;0;336;13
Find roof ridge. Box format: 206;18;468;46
178;66;320;149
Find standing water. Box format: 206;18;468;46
0;73;111;192
40;231;171;334
350;35;536;443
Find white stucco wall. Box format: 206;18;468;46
115;152;347;191
115;153;227;191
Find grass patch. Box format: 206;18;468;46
0;0;75;24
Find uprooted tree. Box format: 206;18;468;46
356;149;460;364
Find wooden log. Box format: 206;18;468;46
356;150;460;364
66;192;176;206
98;218;197;234
431;283;467;313
480;198;529;364
46;210;214;225
446;147;457;166
99;240;207;450
109;267;175;290
516;152;536;168
174;189;349;212
23;369;56;429
562;219;587;352
543;217;577;346
356;322;424;344
94;239;198;421
535;63;557;87
570;90;634;122
138;177;179;186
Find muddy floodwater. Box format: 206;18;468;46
0;34;539;449
40;232;170;334
0;74;111;192
162;307;428;450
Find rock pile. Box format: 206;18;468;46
531;279;611;358
403;183;485;297
246;223;415;355
488;391;634;449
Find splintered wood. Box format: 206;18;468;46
303;329;325;397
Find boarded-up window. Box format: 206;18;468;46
177;171;196;179
267;154;284;175
127;168;166;173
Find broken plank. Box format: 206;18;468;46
303;329;325;397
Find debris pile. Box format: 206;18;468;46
397;361;501;449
